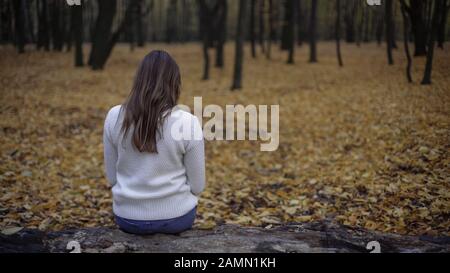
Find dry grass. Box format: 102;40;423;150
0;42;449;235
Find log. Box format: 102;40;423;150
1;221;449;253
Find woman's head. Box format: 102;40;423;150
121;50;181;153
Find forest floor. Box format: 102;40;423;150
0;42;449;236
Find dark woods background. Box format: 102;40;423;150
1;0;449;86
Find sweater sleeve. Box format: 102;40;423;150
103;110;118;187
183;115;206;196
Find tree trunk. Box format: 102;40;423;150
0;1;13;44
2;223;449;253
400;0;412;83
71;1;83;67
198;0;210;79
250;0;257;58
287;0;296;64
258;0;265;53
50;0;63;51
266;0;274;59
297;0;305;46
166;0;178;43
407;0;428;56
215;0;227;68
309;0;318;63
422;0;444;85
281;0;291;50
437;0;449;48
231;0;247;91
89;0;117;70
385;0;394;65
375;8;384;46
344;0;356;43
336;0;343;67
136;1;145;47
12;0;25;53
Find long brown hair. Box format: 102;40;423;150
121;50;181;153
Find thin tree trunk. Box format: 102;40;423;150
406;0;428;56
336;0;343;67
250;0;257;58
385;0;394;65
287;0;296;64
198;0;210;79
71;0;83;67
215;0;227;68
400;0;412;82
50;0;63;51
281;0;291;50
437;0;449;48
12;0;25;53
309;0;318;63
231;0;247;91
376;8;384;46
258;0;265;53
422;0;444;85
266;0;274;59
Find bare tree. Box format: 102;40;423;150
336;0;343;67
70;0;83;67
309;0;318;63
231;0;248;90
250;0;257;58
437;0;449;49
258;0;266;53
287;0;297;64
266;0;275;59
385;0;394;65
215;0;227;68
400;0;412;82
422;0;444;85
12;0;25;53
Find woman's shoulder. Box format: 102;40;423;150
169;108;198;122
107;105;123;116
105;105;123;121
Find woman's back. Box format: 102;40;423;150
104;104;205;221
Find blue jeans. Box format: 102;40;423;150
114;207;196;235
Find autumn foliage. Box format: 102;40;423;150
0;43;449;236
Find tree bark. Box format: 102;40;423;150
215;0;227;68
250;0;257;58
287;0;296;64
198;0;211;79
400;0;412;83
385;0;394;65
266;0;274;59
258;0;265;53
308;0;318;63
281;0;291;50
12;0;25;53
71;1;83;67
50;0;63;51
404;0;428;56
421;0;444;85
89;0;117;70
437;0;449;48
344;0;356;43
231;0;247;91
336;0;343;67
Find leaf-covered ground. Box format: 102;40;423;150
0;43;449;235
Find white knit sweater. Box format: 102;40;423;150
103;105;205;221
